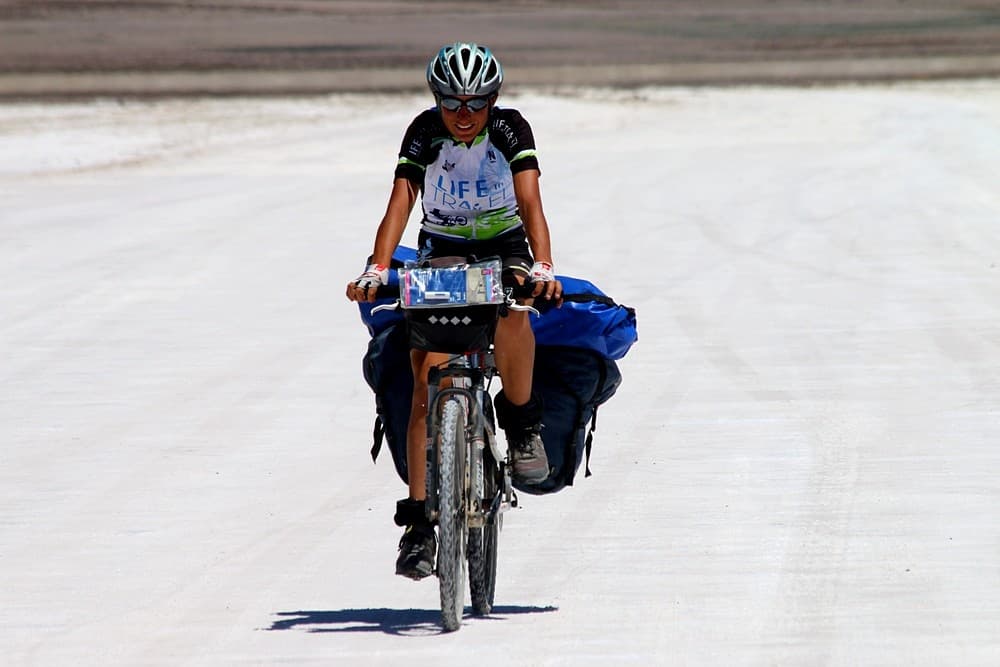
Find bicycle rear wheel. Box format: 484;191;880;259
435;397;467;632
468;443;500;615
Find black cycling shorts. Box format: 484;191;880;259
416;229;533;284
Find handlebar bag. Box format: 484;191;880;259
357;246;638;360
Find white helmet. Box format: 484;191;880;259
426;43;503;97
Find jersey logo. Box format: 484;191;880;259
493;120;518;149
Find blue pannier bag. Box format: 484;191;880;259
357;246;417;337
530;275;637;361
362;321;412;484
513;277;634;494
513;344;623;494
359;247;637;492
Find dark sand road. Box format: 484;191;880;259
2;0;1000;97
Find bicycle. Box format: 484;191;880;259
373;257;535;631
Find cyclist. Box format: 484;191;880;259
346;42;562;580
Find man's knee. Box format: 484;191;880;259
497;309;533;340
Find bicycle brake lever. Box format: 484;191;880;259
370;299;401;314
506;302;540;316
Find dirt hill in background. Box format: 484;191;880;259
2;0;999;97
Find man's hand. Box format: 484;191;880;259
528;261;562;304
346;263;388;302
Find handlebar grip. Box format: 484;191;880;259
371;285;399;300
506;283;537;299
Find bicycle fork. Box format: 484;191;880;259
424;366;514;528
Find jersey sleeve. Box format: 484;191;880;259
490;108;540;175
393;110;438;184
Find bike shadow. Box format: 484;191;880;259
267;605;559;636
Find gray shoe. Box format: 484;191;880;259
507;426;550;485
396;524;436;580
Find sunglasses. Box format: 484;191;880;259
437;95;492;112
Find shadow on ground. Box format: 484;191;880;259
267;605;559;636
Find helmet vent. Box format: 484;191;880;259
426;42;503;97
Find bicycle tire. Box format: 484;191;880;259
468;443;500;615
436;397;467;632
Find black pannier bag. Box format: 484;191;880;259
513;344;622;495
362;333;624;494
362;322;412;484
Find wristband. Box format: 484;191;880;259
529;261;554;282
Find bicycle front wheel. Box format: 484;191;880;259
435;397;468;632
468;442;500;615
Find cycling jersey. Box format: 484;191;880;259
394;107;540;241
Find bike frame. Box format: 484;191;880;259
371;278;536;631
424;350;513;528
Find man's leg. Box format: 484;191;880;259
395;348;446;580
493;310;550;484
406;350;430;501
493;309;533;404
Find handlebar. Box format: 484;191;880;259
371;285;402;300
368;284;543;315
369;282;572;301
365;282;603;315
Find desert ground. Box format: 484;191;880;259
3;2;1000;665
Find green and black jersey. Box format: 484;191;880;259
394;107;540;241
